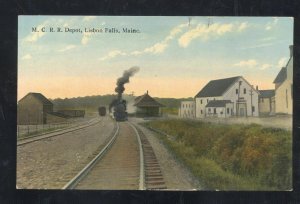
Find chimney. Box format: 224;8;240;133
289;45;293;58
256;85;258;91
146;90;148;94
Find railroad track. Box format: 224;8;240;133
17;117;103;146
63;121;166;190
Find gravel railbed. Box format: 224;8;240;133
17;116;115;189
129;117;202;190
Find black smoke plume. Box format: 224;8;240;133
115;66;140;99
109;66;140;112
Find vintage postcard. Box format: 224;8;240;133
17;16;293;190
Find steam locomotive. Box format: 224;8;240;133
110;99;128;121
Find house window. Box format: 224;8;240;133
207;99;209;103
214;98;215;100
208;108;211;112
227;108;229;114
201;110;203;114
214;108;216;114
236;89;238;94
252;106;255;112
244;88;246;94
200;100;203;104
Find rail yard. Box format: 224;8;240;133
17;115;199;190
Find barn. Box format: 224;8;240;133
195;76;259;118
18;92;54;125
134;91;165;117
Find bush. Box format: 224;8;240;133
144;120;292;190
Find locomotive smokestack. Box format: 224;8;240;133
115;66;140;100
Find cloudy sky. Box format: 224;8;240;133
18;16;293;100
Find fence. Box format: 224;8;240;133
17;122;73;138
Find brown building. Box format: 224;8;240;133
18;92;53;124
134;91;165;117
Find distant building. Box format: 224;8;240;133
178;101;195;118
273;45;293;115
258;89;275;115
18;92;53;124
134;91;165;117
195;76;259;118
56;110;85;117
46;112;70;124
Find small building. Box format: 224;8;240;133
134;91;165;117
18;92;54;124
273;45;293;115
258;89;275;115
195;76;259;118
205;100;234;118
178;101;195;118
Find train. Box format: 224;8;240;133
113;100;128;121
98;106;106;116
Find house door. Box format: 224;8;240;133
237;102;247;117
239;108;245;117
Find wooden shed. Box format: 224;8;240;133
18;92;53;124
134;91;165;117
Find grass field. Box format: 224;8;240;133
143;119;292;190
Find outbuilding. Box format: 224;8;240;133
18;92;54;124
205;100;234;118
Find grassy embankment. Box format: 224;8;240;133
143;119;292;190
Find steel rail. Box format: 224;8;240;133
17;118;102;146
128;122;145;190
62;122;119;189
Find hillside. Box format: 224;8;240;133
51;94;192;113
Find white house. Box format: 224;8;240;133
273;45;293;115
178;101;195;118
195;76;259;118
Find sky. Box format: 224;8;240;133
18;16;293;100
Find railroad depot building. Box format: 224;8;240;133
134;91;165;117
194;76;259;118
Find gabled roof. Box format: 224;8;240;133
205;100;232;108
273;67;287;84
19;92;53;105
134;93;165;107
259;90;275;98
195;76;240;98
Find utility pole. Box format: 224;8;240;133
249;89;253;116
236;81;242;117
